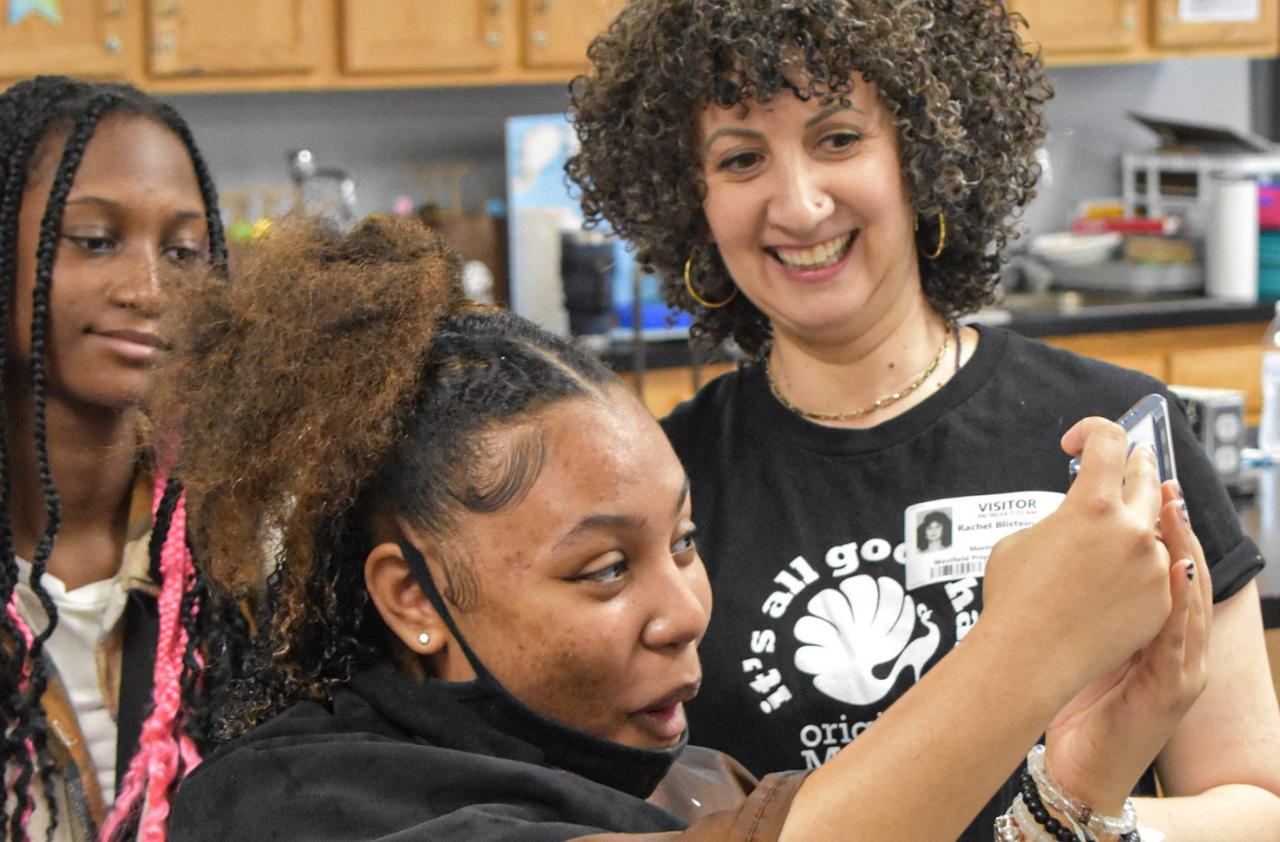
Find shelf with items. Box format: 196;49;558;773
1122;152;1280;224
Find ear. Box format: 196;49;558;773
365;541;470;678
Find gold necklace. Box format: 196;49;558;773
766;326;952;422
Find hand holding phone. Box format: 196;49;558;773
1069;394;1177;483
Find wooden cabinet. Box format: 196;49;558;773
148;0;327;78
4;0;1270;91
1010;0;1279;65
620;362;736;419
1040;322;1268;425
0;0;621;92
521;0;622;69
1009;0;1143;61
340;0;502;75
0;0;135;81
1151;0;1279;50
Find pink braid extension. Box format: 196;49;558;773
100;476;202;842
7;565;38;830
5;742;37;830
5;592;33;686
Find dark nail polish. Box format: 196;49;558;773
1174;481;1184;501
1185;559;1195;581
1180;501;1190;525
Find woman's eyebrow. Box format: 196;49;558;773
703;126;762;151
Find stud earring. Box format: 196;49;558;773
418;632;431;646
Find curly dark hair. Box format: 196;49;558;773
567;0;1051;357
153;215;620;736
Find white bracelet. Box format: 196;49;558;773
1011;794;1061;842
1027;745;1139;838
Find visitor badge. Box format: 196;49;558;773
903;491;1065;590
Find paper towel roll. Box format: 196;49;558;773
1205;174;1259;302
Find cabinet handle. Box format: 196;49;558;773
105;0;125;17
155;34;176;52
105;36;123;53
490;0;505;12
1119;0;1135;28
166;0;181;14
485;31;500;46
531;29;548;46
538;0;552;12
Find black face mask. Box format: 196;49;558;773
399;541;686;799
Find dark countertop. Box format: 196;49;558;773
600;295;1278;372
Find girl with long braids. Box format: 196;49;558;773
162;215;1207;842
0;76;229;842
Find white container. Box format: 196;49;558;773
1204;173;1259;302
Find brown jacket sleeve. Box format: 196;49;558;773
575;747;812;842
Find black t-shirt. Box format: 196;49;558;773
662;325;1263;840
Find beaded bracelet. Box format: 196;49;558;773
1020;770;1087;842
1013;794;1062;842
1026;745;1139;839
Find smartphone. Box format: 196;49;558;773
1068;393;1177;483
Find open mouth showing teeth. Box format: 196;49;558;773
770;232;855;270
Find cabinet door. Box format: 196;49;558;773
149;0;324;77
1151;0;1279;50
341;0;502;74
1169;345;1264;422
0;0;132;80
1009;0;1142;57
522;0;622;69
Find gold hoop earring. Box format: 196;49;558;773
922;212;946;260
684;252;737;308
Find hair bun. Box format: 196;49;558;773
152;214;464;591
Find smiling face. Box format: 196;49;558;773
432;386;710;750
698;77;921;349
9;113;208;412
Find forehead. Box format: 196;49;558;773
30;114;202;203
455;388;684;555
527;389;674;503
698;75;885;135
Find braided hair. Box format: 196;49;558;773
150;215;620;737
0;76;227;842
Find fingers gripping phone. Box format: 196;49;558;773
1069;394;1178;483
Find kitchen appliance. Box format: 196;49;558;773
1169;384;1247;485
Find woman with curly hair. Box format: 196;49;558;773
0;76;236;842
162;214;1205;842
566;1;1279;839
